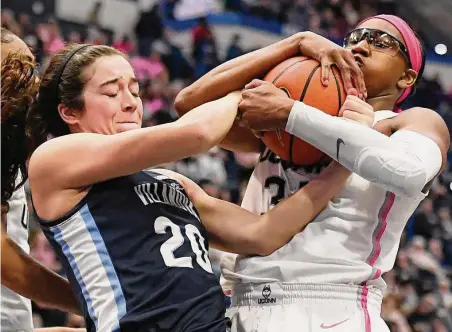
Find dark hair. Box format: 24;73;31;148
1;28;39;214
28;43;128;149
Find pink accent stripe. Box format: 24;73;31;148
360;286;372;332
372;269;382;280
367;192;396;266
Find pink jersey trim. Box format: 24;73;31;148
360;286;372;332
367;192;396;267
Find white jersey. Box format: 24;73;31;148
1;172;33;332
222;111;426;291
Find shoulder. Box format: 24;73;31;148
397;107;445;124
396;107;449;144
394;107;450;166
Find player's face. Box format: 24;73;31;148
78;55;143;134
346;19;411;99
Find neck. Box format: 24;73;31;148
366;93;398;112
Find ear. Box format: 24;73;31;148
57;103;81;127
397;68;418;90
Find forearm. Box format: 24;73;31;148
199;162;350;255
286;102;442;196
175;33;305;113
1;231;80;314
176;92;240;148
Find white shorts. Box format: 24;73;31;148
226;283;390;332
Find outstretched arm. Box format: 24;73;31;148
174;32;364;153
155;163;351;256
29;92;240;192
237;81;449;197
1;226;80;314
175;33;305;153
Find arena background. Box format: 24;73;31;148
1;0;452;330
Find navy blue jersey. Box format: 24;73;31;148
37;171;227;332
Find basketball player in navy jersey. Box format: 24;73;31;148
1;28;83;331
27;43;357;331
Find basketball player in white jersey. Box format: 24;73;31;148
1;27;82;331
176;15;450;332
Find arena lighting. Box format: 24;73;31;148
32;1;44;15
434;44;447;55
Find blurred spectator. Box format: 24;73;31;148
113;35;134;55
407;294;439;332
37;20;65;55
192;16;212;47
381;294;411;332
286;0;310;32
18;13;34;38
412;199;439;240
87;1;103;27
193;32;219;78
225;34;243;61
135;4;164;57
67;30;82;44
142;80;167;120
1;9;21;36
130;47;169;84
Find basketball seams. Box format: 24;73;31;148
271;59;310;84
271;59;310;164
331;69;343;115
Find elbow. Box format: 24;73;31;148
397;169;428;197
188;123;216;154
174;88;193;116
246;234;281;256
255;244;278;256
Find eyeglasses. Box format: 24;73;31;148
343;28;412;67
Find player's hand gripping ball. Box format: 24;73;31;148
339;88;374;127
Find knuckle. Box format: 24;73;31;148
242;90;251;98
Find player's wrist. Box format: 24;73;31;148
277;98;295;129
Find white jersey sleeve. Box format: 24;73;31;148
1;172;33;331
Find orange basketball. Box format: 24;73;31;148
262;56;346;165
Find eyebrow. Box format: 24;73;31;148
99;76;139;87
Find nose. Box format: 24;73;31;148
350;39;371;57
122;90;138;113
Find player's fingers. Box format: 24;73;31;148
343;95;373;115
344;52;366;99
333;56;354;94
341;97;362;115
347;88;359;97
341;110;361;122
320;59;331;86
342;111;372;127
244;79;266;90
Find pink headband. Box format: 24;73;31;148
358;15;423;110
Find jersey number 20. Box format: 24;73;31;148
154;216;213;273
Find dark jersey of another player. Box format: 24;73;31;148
36;170;227;332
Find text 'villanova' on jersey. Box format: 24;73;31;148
37;170;228;332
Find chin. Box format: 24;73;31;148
116;123;142;133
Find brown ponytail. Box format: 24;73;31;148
1;29;39;214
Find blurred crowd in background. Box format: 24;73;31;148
2;0;452;331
